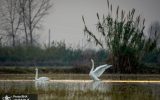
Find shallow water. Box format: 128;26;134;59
0;80;160;100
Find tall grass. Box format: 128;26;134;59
82;0;159;73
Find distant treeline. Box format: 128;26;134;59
0;41;108;67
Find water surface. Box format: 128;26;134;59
0;80;159;100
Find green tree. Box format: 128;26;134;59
82;0;157;73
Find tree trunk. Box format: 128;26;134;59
28;0;33;46
11;21;15;47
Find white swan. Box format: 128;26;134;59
89;59;112;81
35;68;49;82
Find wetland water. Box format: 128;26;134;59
0;80;160;100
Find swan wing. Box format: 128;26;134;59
93;64;112;77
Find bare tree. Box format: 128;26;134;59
18;0;29;45
19;0;52;46
0;0;22;46
0;0;52;46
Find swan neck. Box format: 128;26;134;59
35;69;38;80
91;60;94;71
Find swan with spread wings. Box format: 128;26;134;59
89;59;112;81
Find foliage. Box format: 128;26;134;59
0;41;108;66
82;0;157;73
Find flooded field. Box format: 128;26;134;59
0;74;160;100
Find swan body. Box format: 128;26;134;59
35;77;49;81
89;59;112;81
35;68;49;82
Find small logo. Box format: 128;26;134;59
1;94;37;100
2;95;11;100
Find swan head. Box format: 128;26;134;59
91;59;94;63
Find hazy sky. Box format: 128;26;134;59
40;0;160;48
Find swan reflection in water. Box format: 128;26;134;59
34;80;111;92
35;81;49;90
91;81;101;90
91;81;111;92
